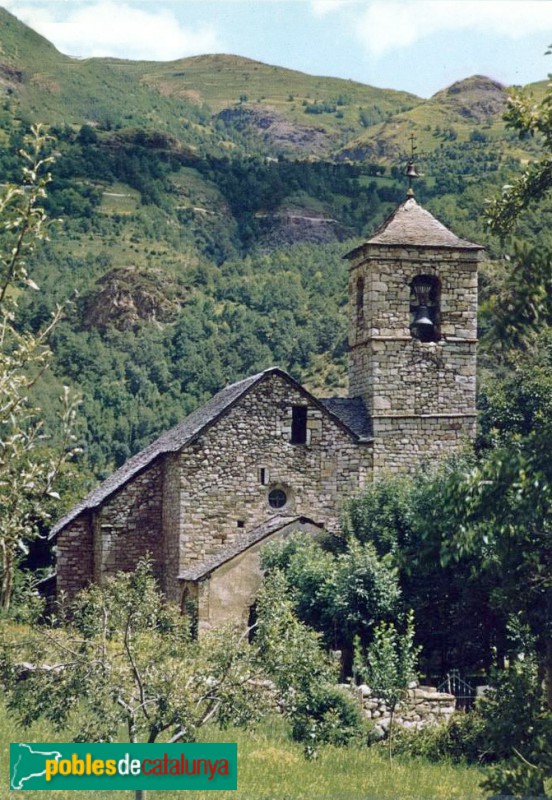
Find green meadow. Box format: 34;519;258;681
1;705;484;800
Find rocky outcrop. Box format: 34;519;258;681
430;75;508;122
80;266;189;331
216;105;335;157
255;208;351;249
0;62;24;94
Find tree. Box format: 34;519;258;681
254;569;365;757
353;610;420;760
486;67;552;234
1;560;266;800
260;532;401;660
479;242;552;353
467;61;552;709
479;656;552;799
0;125;80;610
342;470;506;676
1;562;366;795
445;430;552;710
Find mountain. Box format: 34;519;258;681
0;6;536;166
337;75;512;162
0;8;420;158
1;5;548;479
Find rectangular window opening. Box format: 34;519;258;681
291;406;308;444
237;520;245;529
259;467;269;485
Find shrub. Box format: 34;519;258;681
479;659;552;798
478;659;548;761
290;684;366;755
390;712;489;764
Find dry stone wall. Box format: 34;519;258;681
348;682;456;737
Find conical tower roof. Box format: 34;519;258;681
346;198;483;259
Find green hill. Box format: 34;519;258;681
1;4;548;479
337;75;512;162
0;7;420;157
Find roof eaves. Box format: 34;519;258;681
178;515;323;581
50;368;281;538
344;199;483;257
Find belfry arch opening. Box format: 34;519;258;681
409;274;440;343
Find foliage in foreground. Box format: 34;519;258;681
0;126;80;611
354;610;420;759
391;656;552;799
0;703;486;800
0;561;364;761
487;70;552;235
260;531;401;659
255;568;366;756
1;560;265;745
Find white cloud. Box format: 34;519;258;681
4;1;220;61
356;1;552;58
310;0;357;17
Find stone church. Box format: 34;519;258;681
51;195;482;631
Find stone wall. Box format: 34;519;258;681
56;514;93;598
92;460;164;584
371;415;476;475
348;244;479;472
56;461;165;598
349;338;477;417
161;454;182;597
350;682;456;736
172;372;372;599
55;374;373;603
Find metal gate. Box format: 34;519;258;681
438;669;476;710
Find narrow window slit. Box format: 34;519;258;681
291;406;307;444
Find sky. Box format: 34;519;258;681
2;0;552;98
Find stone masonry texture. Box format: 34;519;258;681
54;198;482;629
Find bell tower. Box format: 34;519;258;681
345;170;483;475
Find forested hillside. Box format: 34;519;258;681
1;5;550;487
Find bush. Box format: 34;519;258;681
391;659;552;798
479;659;552;798
290;684;366;755
478;659;548;761
390;712;489;764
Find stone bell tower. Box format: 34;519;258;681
345;183;483;475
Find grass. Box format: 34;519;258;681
1;704;485;800
141;53;420;123
99;181;141;215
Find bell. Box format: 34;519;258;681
405;161;419;179
411;305;435;341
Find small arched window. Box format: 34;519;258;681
410;274;440;342
356;275;365;324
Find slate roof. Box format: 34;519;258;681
50;367;368;538
345;198;483;259
178;515;322;582
50;369;270;537
319;396;372;440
